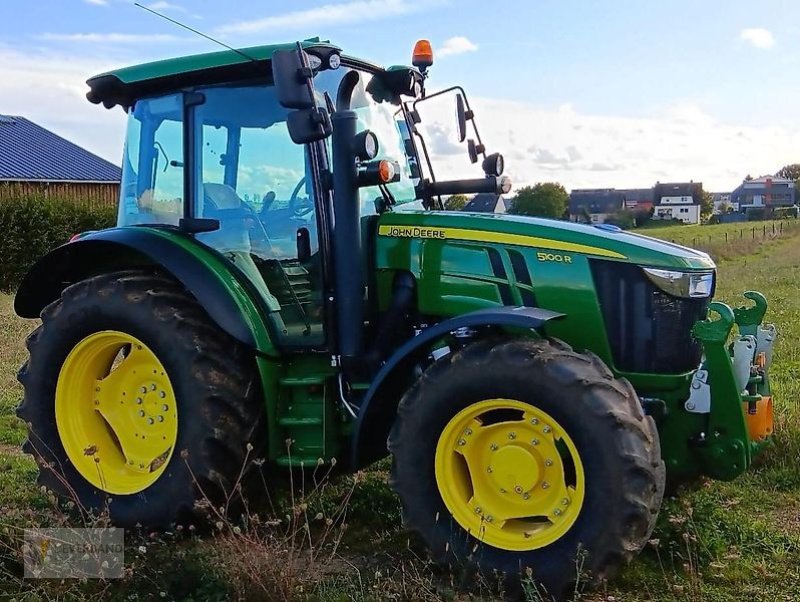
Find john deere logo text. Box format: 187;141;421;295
383;226;446;239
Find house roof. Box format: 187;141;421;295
463;193;505;212
0;115;121;183
618;188;654;203
653;182;701;205
569;189;625;214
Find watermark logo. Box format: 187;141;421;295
23;528;124;579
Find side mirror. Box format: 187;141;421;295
286;108;333;144
272;46;332;143
272;49;315;109
456;94;468;143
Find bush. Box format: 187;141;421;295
0;196;116;291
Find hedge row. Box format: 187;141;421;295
0;196;116;291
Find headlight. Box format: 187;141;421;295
643;268;714;298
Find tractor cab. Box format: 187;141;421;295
98;39;507;360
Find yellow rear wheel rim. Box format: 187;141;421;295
55;331;178;495
435;398;585;551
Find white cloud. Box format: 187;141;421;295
416;99;800;191
84;0;109;5
439;36;478;58
39;32;180;43
740;28;775;49
0;48;126;163
217;0;431;35
146;1;187;12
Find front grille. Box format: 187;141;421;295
590;260;710;374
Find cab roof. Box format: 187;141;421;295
86;38;342;109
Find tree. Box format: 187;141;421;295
700;189;714;219
444;194;469;210
510;183;569;219
776;163;800;185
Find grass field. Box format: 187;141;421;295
1;228;800;600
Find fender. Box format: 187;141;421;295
350;306;564;468
15;226;277;356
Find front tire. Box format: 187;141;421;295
17;270;263;527
389;338;664;599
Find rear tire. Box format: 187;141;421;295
17;270;263;527
389;338;664;600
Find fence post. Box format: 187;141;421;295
763;224;767;238
725;232;728;243
752;227;755;239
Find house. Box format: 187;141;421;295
652;182;702;224
619;188;654;212
711;192;736;213
0;114;121;208
731;176;795;213
568;189;625;224
462;193;508;213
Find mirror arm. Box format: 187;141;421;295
412;85;486;161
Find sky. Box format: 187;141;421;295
2;0;799;191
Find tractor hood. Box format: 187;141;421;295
377;210;716;270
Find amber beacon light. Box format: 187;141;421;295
412;39;434;72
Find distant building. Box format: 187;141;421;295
619;188;654;212
710;192;736;213
569;189;625;224
0;114;121;207
652;182;702;224
731;176;796;212
462;193;508;213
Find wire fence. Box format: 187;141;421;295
659;219;800;260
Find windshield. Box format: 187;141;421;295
316;67;424;215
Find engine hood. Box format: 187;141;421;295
377;210;715;270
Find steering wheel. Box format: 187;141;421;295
289;177;314;218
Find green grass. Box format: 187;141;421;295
2;231;800;600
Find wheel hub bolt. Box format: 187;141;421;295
159;391;166;399
94;400;99;406
458;439;467;446
157;416;164;423
490;443;498;451
162;404;169;412
542;482;550;489
543;426;552;434
485;515;493;523
487;466;493;473
150;384;157;391
523;492;530;500
138;410;145;417
530;418;539;425
561;498;569;506
514;485;523;494
475;507;482;514
545;459;553;467
147;417;154;425
531;439;539;446
464;428;472;436
140;386;147;394
553;509;562;517
508;432;517;440
136;397;143;405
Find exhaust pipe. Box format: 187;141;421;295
330;110;364;375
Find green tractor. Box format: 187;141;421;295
15;38;777;596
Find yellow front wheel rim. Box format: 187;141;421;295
55;331;178;495
435;398;585;551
